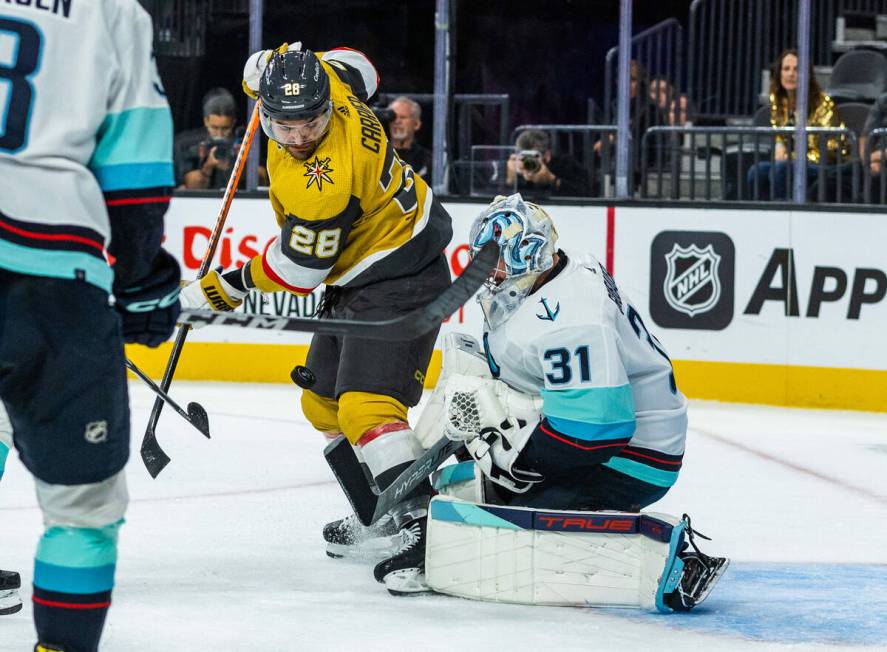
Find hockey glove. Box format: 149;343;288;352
465;419;544;494
179;267;249;313
443;374;544;493
114;249;181;348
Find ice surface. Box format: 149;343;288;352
2;382;886;650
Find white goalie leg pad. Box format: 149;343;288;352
415;332;490;449
425;496;687;612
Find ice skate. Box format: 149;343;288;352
0;570;22;616
373;516;430;596
665;515;730;611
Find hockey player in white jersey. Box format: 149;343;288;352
0;1;180;649
411;194;727;609
463;193;688;511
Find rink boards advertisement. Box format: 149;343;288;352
126;197;887;411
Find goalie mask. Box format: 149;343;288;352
259;45;333;150
468;194;558;328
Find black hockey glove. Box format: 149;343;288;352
114;249;182;347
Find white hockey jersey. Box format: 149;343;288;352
484;250;688;488
0;0;174;293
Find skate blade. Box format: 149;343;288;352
384;568;430;596
692;557;730;607
0;589;23;615
326;534;402;562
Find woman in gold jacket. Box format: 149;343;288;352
747;49;850;200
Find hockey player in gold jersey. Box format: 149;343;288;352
181;43;453;593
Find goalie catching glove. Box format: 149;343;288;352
443;374;544;493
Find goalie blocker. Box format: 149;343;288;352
425;495;728;612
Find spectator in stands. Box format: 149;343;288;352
388;96;433;180
860;92;887;174
506;129;590;197
594;60;667;189
174;88;242;190
746;49;849;200
650;76;691;126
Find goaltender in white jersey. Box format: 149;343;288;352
417;194;728;611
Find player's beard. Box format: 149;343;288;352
284;142;318;160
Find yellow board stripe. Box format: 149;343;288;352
125;343;887;413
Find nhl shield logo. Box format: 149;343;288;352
663;244;722;317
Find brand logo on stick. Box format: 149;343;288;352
650;231;735;330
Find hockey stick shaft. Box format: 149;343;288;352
325;434;464;526
125;359;210;438
140;102;261;478
175;241;500;340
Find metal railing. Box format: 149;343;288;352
466;125;619;199
861;127;887;202
688;0;887;121
642;125;859;203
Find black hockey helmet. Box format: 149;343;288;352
259;47;330;122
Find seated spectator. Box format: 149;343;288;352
506;129;589;197
174;88;243;190
650;76;692;126
388;96;432;179
746;49;849;200
668;94;693;127
595;60;667;179
861;92;887;175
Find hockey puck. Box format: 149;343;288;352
291;365;316;389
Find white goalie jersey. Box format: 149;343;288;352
483;250;688;487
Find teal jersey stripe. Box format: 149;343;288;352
432;462;476;491
33;560;116;594
92;161;175;193
604;457;680;488
547;414;635;440
542;385;636;437
0;239;113;292
90;107;173;168
36;524;120;569
0;442;9;480
430;499;523;530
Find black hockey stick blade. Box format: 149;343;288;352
325;434;465;527
126;359;210;438
186;402;211;437
177;241;500;340
140;430;171;479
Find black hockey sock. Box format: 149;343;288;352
33;586;111;652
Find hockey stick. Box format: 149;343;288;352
140;102;261;479
125;359;210;438
174;241;500;339
325;434;464;526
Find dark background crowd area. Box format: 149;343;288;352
152;0;693;146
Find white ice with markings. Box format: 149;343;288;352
1;381;886;651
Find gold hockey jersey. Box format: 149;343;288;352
248;49;452;295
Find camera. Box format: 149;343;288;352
198;137;236;163
519;149;542;173
370;106;396;126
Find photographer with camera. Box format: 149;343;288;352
506;129;589;197
174;88;240;190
